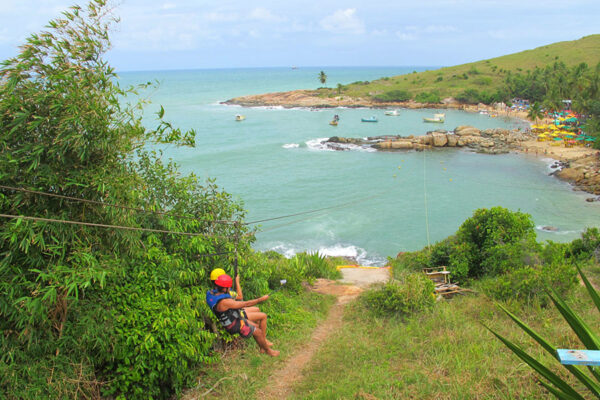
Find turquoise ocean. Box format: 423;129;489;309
119;67;600;265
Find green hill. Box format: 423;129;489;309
337;34;600;102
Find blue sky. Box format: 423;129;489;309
1;0;599;71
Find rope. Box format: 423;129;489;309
195;251;235;258
245;191;388;225
0;213;229;238
423;150;431;249
0;185;239;225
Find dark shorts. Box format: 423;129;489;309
225;318;255;339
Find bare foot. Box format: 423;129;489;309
266;340;274;347
266;348;280;357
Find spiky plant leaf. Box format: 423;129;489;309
485;325;586;399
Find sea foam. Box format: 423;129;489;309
264;242;386;266
282;143;300;149
305;138;334;151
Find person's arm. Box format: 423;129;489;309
215;295;269;312
235;275;243;300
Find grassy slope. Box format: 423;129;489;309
196;264;600;399
338;34;600;101
290;266;600;399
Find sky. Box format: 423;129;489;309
0;0;599;71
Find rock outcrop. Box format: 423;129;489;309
556;155;600;195
325;125;531;154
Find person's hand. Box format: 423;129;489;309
260;294;270;302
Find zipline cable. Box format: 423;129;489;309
0;213;236;238
0;185;239;225
423;150;431;250
244;191;391;226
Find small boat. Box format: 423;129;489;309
423;113;445;123
361;116;378;123
385;109;400;116
329;120;338;126
235;114;245;121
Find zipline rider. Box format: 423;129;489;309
209;268;271;340
206;274;279;357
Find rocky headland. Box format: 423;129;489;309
323;126;600;196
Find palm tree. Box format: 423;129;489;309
337;83;343;95
318;70;327;86
527;101;543;124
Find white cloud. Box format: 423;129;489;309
161;3;177;10
249;8;285;23
319;8;365;35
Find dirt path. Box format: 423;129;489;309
257;267;390;399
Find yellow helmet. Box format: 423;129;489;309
210;268;226;281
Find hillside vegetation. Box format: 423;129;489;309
335;34;600;101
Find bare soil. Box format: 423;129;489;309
257;268;389;399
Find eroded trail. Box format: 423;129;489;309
258;267;390;399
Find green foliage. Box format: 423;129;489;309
480;263;577;304
318;70;327;86
456;88;482;104
0;2;309;398
388;249;432;274
487;266;600;399
455;207;536;277
361;271;435;317
415;91;441;103
568;227;600;261
474;76;492;86
373;89;412;102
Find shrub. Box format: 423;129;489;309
455;207;536;277
474;77;492;86
456;89;481;104
479;240;542;276
568;227;600;261
389;250;431;275
415;91;441;103
361;271;434;317
373;89;412;102
481;263;577;304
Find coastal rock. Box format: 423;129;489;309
455;126;481;136
480;139;495;148
541;226;559;231
420;135;433;146
457;135;481;146
447;135;458;147
374;140;414;150
431;132;448;147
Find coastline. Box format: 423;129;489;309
224;91;600;197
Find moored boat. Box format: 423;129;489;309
423;113;445;123
385;109;400;116
361;116;378;122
